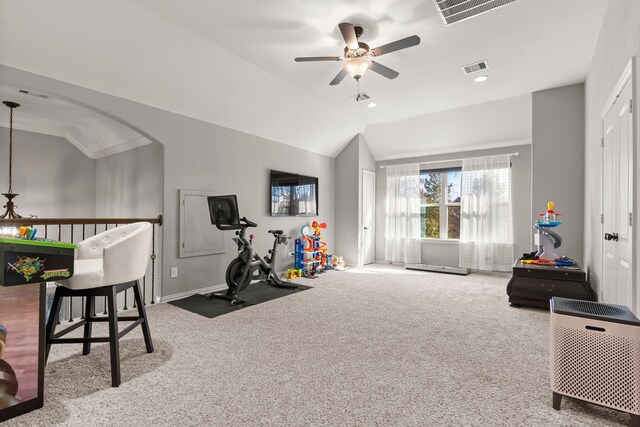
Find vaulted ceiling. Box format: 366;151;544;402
0;0;608;158
0;85;151;158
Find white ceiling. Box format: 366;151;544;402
0;0;607;158
365;94;532;160
0;85;151;159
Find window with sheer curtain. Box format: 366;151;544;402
459;155;514;272
384;164;422;264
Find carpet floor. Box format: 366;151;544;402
5;264;628;426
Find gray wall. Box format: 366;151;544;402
584;0;640;299
532;83;585;265
0;128;96;218
0;65;335;299
95;143;164;218
376;144;532;267
334;133;376;266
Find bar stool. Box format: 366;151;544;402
45;222;154;387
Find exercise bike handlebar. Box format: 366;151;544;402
214;212;257;231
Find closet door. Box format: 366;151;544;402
602;78;633;308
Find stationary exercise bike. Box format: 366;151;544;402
206;195;298;305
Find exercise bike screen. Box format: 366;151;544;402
208;195;240;226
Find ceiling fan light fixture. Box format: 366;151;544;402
345;57;372;79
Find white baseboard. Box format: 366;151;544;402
160;283;227;303
159;270;289;303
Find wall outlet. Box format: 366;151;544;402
288;251;294;259
170;267;178;278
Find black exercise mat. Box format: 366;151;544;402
168;281;311;318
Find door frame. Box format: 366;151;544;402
361;169;376;266
600;58;636;310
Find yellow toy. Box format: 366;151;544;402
285;269;302;279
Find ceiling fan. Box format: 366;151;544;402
294;22;421;86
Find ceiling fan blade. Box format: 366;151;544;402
329;68;348;86
371;35;421;57
295;56;342;62
338;22;359;51
370;61;399;79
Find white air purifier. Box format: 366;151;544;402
550;297;640;427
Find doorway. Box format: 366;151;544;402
362;169;376;265
602;64;634;310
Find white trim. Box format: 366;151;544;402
421;238;460;245
91;136;152;159
63;133;97;158
602;60;633;119
376;139;530;161
0;120;95;158
161;283;227;303
0;121;151;159
380;151;519;168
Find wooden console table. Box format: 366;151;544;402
506;260;597;309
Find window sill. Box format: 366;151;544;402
421;238;460;245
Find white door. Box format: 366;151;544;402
602;77;634;308
362;170;376;265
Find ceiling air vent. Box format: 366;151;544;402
434;0;520;25
18;89;49;99
462;60;489;74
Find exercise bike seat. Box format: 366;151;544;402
268;230;284;236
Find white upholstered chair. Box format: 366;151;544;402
45;222;154;387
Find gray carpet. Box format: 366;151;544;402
5;264;628;426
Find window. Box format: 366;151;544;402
419;168;461;239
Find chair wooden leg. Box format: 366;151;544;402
133;280;154;353
45;287;64;363
82;296;95;355
107;286;121;387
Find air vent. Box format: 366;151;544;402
434;0;519;25
353;93;370;102
18;89;49;99
462;60;489;74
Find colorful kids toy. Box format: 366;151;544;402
312;221;326;237
533;201;569;262
295;222;332;277
285;269;302;279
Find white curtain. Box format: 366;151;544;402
459;155;514;271
385;164;421;264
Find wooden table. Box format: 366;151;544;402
0;237;76;422
506;260;597;309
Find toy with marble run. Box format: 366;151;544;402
295;223;333;277
533;201;571;263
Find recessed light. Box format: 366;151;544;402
367;102;377;108
474;75;489;82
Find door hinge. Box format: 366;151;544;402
600;213;604;224
601;137;604;148
631;99;634;114
630;212;633;227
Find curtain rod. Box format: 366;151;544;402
379;152;519;169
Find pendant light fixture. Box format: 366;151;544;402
1;101;23;219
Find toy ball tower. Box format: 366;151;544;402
534;201;563;260
295;222;332;277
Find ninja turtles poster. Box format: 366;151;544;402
4;251;73;286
